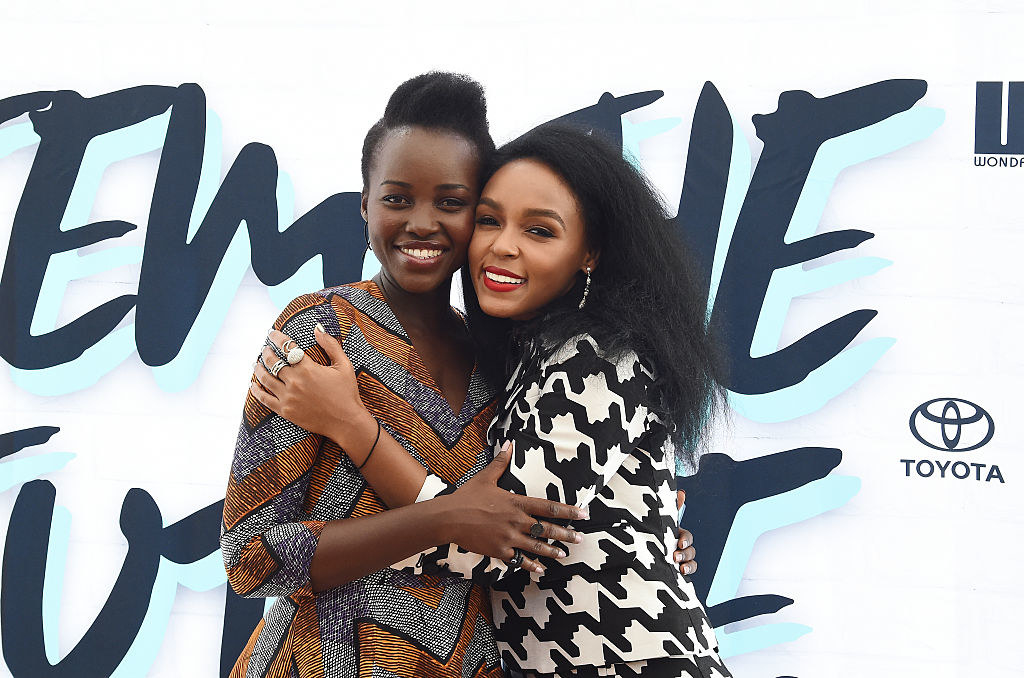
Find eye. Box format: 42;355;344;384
438;197;467;211
382;194;410;205
527;226;555;238
476;215;500;228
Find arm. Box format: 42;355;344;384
221;299;464;596
235;322;582;593
252;347;431;510
392;336;657;583
251;325;696;584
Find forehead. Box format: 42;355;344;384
483;159;578;213
372;126;479;185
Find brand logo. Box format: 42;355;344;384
902;397;1003;483
909;397;994;452
975;81;1024;166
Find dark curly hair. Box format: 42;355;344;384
360;72;496;189
462;126;728;465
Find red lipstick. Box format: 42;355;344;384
482;266;526;293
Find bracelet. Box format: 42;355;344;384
357;418;381;471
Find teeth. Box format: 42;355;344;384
485;271;524;284
401;247;443;260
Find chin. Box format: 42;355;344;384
476;296;518;319
391;270;451;295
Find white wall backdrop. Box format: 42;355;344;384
0;1;1021;676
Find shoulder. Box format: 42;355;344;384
542;333;653;385
272;281;378;345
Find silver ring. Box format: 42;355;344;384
286;347;305;365
530;521;545;539
282;339;297;352
265;332;283;357
270;359;288;377
508;548;524;569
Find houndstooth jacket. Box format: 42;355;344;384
399;334;724;674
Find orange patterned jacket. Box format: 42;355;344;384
221;280;504;678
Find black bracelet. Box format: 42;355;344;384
357;418;381;471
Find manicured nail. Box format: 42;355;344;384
674;552;683;563
577;508;589;520
681;539;690;549
315;322;325;333
684;564;693;575
501;440;512;452
572;531;583;544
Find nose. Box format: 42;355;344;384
490;224;518;258
405;204;440;237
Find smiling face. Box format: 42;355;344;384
361;126;480;296
469;158;598;321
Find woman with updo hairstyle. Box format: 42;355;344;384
249;121;729;676
222;72;589;677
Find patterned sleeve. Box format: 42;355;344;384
391;335;656;585
219;295;341;599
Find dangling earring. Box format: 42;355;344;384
363;220;372;252
578;267;591;310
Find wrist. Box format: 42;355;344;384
424;494;457;545
331;410;377;458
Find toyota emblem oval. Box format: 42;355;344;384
909;398;995;452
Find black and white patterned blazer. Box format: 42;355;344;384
397;334;723;673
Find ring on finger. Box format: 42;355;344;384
529;521;545;539
265;332;282;355
508;548;524;569
270;359;288;377
286;346;305;365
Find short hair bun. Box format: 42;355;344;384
361;71;494;187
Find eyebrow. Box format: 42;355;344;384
380;180;470;191
478;198;566;229
524;208;566;229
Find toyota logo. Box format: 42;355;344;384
909;398;995;452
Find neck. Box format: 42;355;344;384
374;272;454;333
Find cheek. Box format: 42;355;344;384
365;207;399;245
532;249;583;298
541;263;576;294
468;229;489;266
447;213;476;252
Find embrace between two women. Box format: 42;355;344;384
221;72;730;678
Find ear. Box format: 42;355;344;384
582;249;600;274
360;190;369;222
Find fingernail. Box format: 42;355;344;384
572;531;583;544
681;540;690;549
674;552;683;563
577;509;589;520
501;440;511;452
534;563;545;573
684;564;693;575
315;323;325;333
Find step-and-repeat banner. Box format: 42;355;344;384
0;3;1020;677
